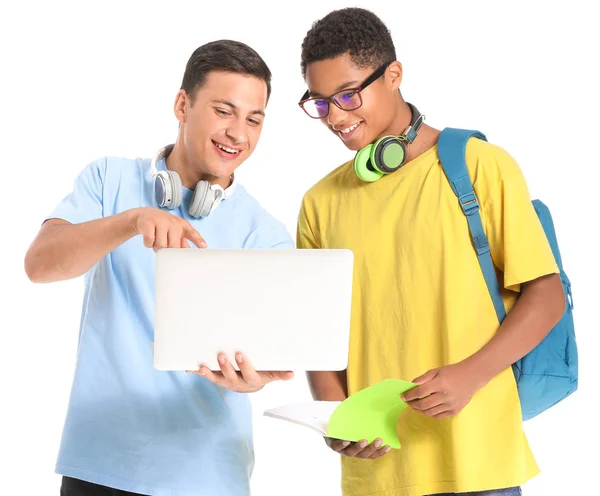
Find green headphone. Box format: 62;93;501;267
354;103;424;182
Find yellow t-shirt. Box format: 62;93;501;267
297;139;559;496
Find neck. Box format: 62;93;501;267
382;98;440;163
165;141;232;190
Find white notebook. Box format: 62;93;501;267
264;401;342;436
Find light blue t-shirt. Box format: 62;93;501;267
47;154;293;496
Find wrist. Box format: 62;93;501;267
120;208;141;237
460;352;498;390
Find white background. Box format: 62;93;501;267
1;1;598;495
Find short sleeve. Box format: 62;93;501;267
296;195;320;249
46;158;107;224
479;147;558;292
265;224;294;249
244;219;294;249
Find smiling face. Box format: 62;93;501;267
174;70;268;180
304;53;403;151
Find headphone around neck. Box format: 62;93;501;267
149;144;234;218
354;102;425;182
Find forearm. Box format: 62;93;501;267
463;273;565;388
307;370;348;401
25;210;138;283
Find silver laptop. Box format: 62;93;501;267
153;248;354;371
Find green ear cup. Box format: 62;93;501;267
354;144;384;182
370;136;406;173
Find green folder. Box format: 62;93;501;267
327;378;417;449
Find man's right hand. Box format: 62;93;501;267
25;207;207;283
325;437;392;459
132;207;207;250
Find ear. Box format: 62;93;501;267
173;90;189;124
386;61;403;92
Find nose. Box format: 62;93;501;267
225;117;247;145
326;103;348;129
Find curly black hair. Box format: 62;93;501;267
300;8;396;78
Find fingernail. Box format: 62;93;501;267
341;441;350;448
359;440;368;448
218;355;226;365
384;446;391;453
236;354;243;363
200;242;207;248
374;439;383;448
200;369;207;376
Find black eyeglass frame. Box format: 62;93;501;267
298;61;392;119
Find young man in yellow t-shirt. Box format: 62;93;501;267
296;8;566;496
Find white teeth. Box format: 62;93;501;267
215;142;240;154
340;122;361;134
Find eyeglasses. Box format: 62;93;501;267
298;62;391;119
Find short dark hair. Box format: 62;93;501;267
300;8;396;78
181;40;272;102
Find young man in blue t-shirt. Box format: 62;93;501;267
25;40;294;496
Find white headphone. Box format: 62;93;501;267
149;144;235;218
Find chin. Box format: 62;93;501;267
333;125;375;152
208;164;238;179
340;137;372;152
350;141;368;151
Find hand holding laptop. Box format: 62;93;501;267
187;352;294;392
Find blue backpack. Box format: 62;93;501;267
437;128;578;420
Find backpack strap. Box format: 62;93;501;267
437;128;507;323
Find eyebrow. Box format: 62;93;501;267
212;99;265;117
309;80;360;98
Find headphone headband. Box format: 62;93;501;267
402;103;425;144
149;144;174;177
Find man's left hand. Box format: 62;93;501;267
188;353;294;393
